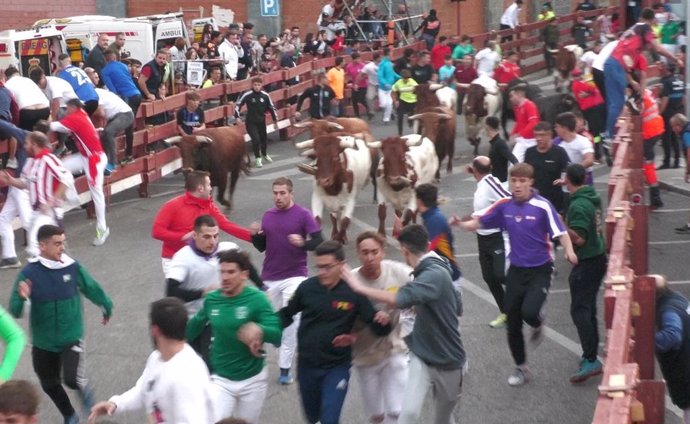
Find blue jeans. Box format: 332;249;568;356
604;57;626;138
297;362;351;424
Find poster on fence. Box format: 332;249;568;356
187;61;206;87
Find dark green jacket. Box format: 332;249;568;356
567;186;605;260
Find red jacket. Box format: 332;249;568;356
511;99;540;139
152;192;252;258
571;79;604;110
493;60;521;84
430;44;451;70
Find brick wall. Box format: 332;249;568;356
0;0;96;31
431;0;485;37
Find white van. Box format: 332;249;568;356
0;26;67;75
34;13;189;64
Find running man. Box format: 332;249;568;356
456;163;577;386
234;77;278;168
509;86;541;162
9;225;113;424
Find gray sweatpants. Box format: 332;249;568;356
101;111;134;165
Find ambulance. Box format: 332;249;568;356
0;26;67;76
34;13;190;64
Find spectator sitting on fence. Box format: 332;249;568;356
414;9;441;50
500;0;522;43
177;91;205;137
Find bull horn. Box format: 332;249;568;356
548;48;559;53
195;136;213;143
294;139;315;149
408;113;424;121
436;113;453;120
165;136;183;144
293;121;314;128
327;122;345;130
299;148;315;157
429;83;443;91
366;141;382;149
456;83;470;89
338;136;356;149
404;135;424;147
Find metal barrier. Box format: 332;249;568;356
591;113;666;423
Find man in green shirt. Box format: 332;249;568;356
0;305;25;383
451;35;475;62
392;69;418;136
565;164;607;384
187;249;282;424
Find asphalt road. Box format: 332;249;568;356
2;72;688;424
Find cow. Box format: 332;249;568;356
501;78;543;138
408;107;455;180
414;83;458;114
459;75;502;156
552;44;584;93
165;127;249;209
365;134;439;235
294;134;372;243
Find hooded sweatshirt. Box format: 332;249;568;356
396;251;465;370
566;185;605;260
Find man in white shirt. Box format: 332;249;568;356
93;87;134;172
89;297;216;424
218;32;244;80
29;68;78;121
168;37;187;78
555;112;594;184
579;41;603;74
361;53;381;119
4;67;50;131
591;40;617;104
500;0;523;42
475;41;501;77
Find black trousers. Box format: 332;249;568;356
661;114;682;165
124;94;142;157
477;232;506;313
246;120;268;158
592;69;606;104
500;24;513;43
544;43;557;73
397;100;416;136
32;342;86;418
18;108;50;131
505;262;552;366
569;254;607;361
351;87;369;117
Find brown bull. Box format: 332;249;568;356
166;127;249;208
462;82;502;156
409;107;456;180
553;45;583;93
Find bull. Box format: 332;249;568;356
414;83;458;114
409;107;455;180
165;127;249;209
534;93;580;127
459;75;502;156
366;134;439;235
294;134;371;243
551;44;583;93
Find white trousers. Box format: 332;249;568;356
0;187;32;259
161;258;173;278
211;368;268;424
367;83;378;113
355;353;409;424
62;153;107;232
265;276;304;370
512;137;537;163
378;89;393;122
27;210;58;257
398;353;463;424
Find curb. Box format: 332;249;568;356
658;180;690;197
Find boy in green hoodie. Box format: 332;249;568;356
565;164;607;384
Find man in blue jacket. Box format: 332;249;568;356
376;47;400;124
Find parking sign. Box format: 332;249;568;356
261;0;280;17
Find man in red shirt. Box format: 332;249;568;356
430;36;451;71
494;50;522;85
152;170;253;277
509;86;541;162
49;99;109;246
571;68;606;158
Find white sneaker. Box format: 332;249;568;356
508;367;532;387
5;158;17;169
92;227;110;246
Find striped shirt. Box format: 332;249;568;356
472;174;511;236
22;149;71;210
479;191;565;267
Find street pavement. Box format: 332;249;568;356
2;71;689;424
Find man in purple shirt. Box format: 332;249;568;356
456;163;577;387
251;177;323;385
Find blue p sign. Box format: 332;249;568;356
261;0;280;17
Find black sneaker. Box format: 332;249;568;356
657;163;671;170
675;225;690;234
0;257;21;269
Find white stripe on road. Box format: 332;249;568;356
649;240;690;245
649;208;690;213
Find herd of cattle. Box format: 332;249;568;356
164;49;584;242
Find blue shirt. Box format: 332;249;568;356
101;61;140;98
681;125;690;150
58;66;98;103
377;58;400;90
438;65;455;85
480;191;566;267
421;207;461;280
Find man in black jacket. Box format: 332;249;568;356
235;77;278;168
295;73;336;120
486;116;518;182
280;240;391;424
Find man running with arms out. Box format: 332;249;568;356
9;225;113;424
280;241;392;424
252;177;322;384
456;163;577;386
342;224;465;424
89;297;215;424
509;86;541;163
187;250;282;424
351;231;413;424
